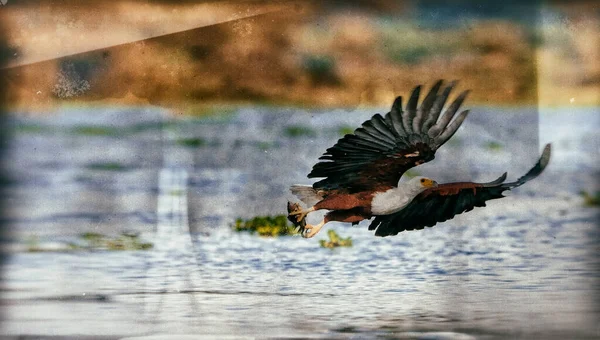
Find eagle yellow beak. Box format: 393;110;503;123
422;178;438;188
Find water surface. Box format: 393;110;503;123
1;106;598;339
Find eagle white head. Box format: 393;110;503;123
404;176;438;196
410;176;438;188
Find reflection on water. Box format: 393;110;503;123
1;106;599;339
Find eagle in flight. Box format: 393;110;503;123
289;80;551;238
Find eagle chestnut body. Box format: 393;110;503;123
308;176;437;224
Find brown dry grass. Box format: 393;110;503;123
2;1;598;112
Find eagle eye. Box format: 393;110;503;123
420;178;425;183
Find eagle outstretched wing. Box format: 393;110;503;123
369;144;552;237
308;80;470;193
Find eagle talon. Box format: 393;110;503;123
301;225;313;238
288;206;315;223
295;212;308;223
301;221;325;238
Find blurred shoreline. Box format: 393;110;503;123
1;1;598;111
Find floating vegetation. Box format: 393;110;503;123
13;124;52;134
319;229;353;249
71;125;120;136
232;215;298;237
26;235;43;253
485;141;504;151
127;121;166;133
85;162;128;171
79;232;105;248
169;189;184;196
337;126;355;136
71;123;166;136
284;125;316;138
73;232;153;251
10;121;165;137
580;191;600;207
25;232;153;252
255;141;276;151
176;137;206;148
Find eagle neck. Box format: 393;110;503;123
370;182;422;215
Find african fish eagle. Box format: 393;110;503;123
289;80;551;238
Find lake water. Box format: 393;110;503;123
1;106;598;339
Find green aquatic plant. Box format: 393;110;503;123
80;232;105;248
337;125;355;136
284;125;316;138
26;235;43;253
13;124;52;134
319;229;353;249
485;141;504;151
255;141;275;151
176;137;206;148
104;233;153;251
66;123;167;137
169;189;184;196
85;162;128;171
79;232;153;251
25;232;153;252
233;215;298;237
580;191;600;207
71;125;120;136
127;121;166;133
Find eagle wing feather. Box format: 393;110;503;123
368;144;552;236
308;80;470;192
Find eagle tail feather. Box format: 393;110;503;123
290;185;324;206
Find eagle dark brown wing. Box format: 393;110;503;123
369;144;552;237
308;80;470;193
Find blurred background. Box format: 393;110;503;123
0;1;598;339
3;0;599;109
